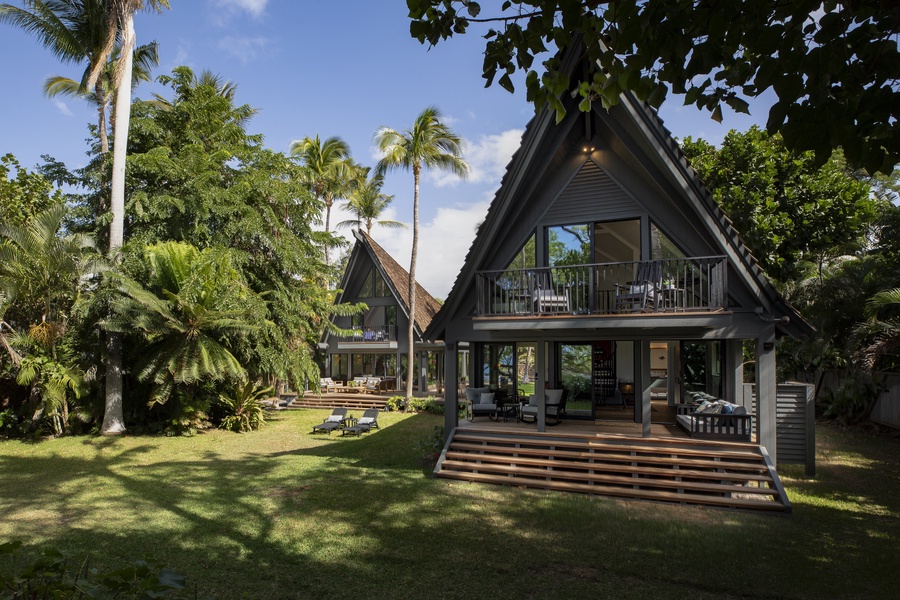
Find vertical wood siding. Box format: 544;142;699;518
542;161;642;225
745;383;815;474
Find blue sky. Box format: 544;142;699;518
0;0;773;297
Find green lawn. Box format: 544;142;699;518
1;412;897;599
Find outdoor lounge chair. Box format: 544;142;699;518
531;271;570;314
615;261;663;313
545;389;568;425
521;390;567;424
319;377;337;393
312;407;348;434
340;409;380;437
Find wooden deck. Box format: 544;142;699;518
280;391;391;410
436;425;789;513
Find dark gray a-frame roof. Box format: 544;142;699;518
425;44;811;341
326;230;441;341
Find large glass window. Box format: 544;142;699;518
560;344;593;415
548;224;591;266
481;343;515;400
594;219;640;263
358;267;391;298
650;222;686;260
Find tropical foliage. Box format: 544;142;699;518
681;127;878;284
216;381;272;432
408;0;900;173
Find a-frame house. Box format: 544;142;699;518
425;44;810;508
321;229;443;392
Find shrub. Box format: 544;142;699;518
415;425;445;475
0;409;20;436
216;381;271;433
385;395;405;412
405;396;444;415
0;540;194;599
820;372;883;423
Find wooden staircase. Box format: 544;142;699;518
436;427;790;513
282;393;389;411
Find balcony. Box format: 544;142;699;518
475;257;728;318
334;325;397;344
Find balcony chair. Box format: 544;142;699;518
615;261;663;313
531;271;571;314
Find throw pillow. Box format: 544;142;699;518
720;402;734;414
479;392;495;405
465;388;480;402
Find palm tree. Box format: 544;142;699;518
0;204;97;434
858;287;900;372
0;1;158;154
91;0;169;436
105;242;258;406
375;106;468;400
337;169;405;236
43;41;159;153
289;134;352;265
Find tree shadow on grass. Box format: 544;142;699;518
1;417;898;599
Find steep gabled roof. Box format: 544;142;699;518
426;41;811;340
354;230;442;335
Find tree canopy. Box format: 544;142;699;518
408;0;900;173
681;126;878;284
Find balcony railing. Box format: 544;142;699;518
475;257;728;318
335;325;397;343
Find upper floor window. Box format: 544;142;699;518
548;224;591;266
358;267;391;298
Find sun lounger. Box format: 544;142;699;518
312;408;348;434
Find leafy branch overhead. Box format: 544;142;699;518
407;0;900;174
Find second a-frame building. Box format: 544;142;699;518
426;44;811;471
321;229;443;393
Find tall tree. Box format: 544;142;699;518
375;106;467;400
89;0;169;435
0;0;158;154
75;66;354;399
681;126;877;285
289;134;352;265
337;169;405;236
407;0;900;174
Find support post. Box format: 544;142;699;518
756;326;777;464
536;341;546;432
726;339;743;405
444;342;458;439
667;342;678;406
640;340;651;437
418;351;428;395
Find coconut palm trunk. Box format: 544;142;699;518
100;4;136;436
407;165;420;399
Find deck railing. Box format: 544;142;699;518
475;256;728;317
334;325;397;342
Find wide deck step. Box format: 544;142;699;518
279;394;389;410
435;427;790;513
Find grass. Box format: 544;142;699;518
0;412;897;599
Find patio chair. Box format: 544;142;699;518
357;409;380;430
615;261;663;313
520;394;538;423
319;377;337;394
312;407;348;434
531;271;570;314
545;389;568;425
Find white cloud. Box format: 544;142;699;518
53;100;72;117
214;0;268;18
216;36;270;64
428;128;523;188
